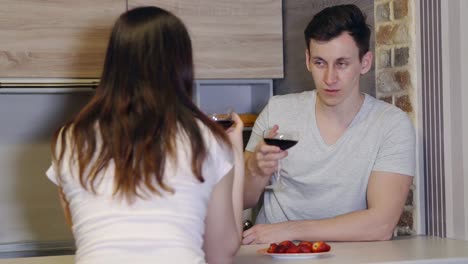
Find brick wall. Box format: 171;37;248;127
375;0;417;236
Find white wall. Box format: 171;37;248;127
441;0;468;240
413;0;426;236
0;92;92;245
462;0;468;241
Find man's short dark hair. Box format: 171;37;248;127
304;4;371;59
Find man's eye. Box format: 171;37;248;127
314;61;325;67
337;62;348;68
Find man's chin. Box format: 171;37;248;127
317;91;341;105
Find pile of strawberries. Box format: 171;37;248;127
266;240;331;254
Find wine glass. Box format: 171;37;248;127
208;108;234;130
263;128;299;190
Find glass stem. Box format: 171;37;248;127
276;160;281;186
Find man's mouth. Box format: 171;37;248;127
324;89;339;93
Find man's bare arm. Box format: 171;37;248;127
243;171;412;243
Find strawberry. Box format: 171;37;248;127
267;243;278;253
275;244;288;253
285;245;301;253
298;245;313;253
279;240;294;248
311;241;331;253
298;241;314;250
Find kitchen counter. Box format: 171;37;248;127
1;236;468;263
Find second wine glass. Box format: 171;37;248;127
263;128;299;190
208;109;234;130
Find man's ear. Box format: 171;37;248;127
305;49;312;72
360;51;373;74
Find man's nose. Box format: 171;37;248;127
324;66;338;85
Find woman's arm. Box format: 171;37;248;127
203;169;240;263
203;113;245;263
227;113;245;237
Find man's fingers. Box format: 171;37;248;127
258;143;281;155
257;151;287;164
264;151;288;161
254;145;288;175
258;160;278;170
242;229;256;245
265;124;280;138
242;235;255;245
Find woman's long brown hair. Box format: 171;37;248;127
51;6;231;201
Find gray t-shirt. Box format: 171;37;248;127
245;90;415;224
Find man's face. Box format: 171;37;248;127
305;32;372;107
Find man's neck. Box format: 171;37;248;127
315;91;365;129
314;91;364;145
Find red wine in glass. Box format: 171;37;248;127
209;111;233;130
216;119;234;130
263;138;298;150
263;129;299;190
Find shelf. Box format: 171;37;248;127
194;79;272;116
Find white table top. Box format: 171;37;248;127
234;236;468;264
1;236;468;264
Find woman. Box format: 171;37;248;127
46;6;244;264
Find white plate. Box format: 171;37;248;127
257;248;331;260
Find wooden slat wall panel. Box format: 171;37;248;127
0;0;126;78
128;0;283;79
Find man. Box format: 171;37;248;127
242;4;415;244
